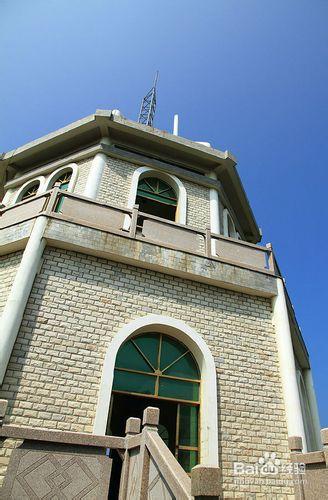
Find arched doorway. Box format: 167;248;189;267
94;314;218;466
107;332;200;473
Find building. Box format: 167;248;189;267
0;109;324;498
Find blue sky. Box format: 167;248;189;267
1;1;327;427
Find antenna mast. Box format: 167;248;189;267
138;71;159;127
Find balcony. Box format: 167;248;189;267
0;189;278;296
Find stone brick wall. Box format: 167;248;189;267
96;157;211;230
73;157;93;195
0;247;293;496
97;157;131;207
184;180;210;230
0;252;22;315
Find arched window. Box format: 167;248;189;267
109;332;200;472
51;170;72;191
45;167;76;213
45;164;78;194
136;177;178;221
19;181;40;202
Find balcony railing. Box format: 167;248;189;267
0;189;276;275
0;403;222;499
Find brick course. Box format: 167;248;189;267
73;157;93;195
0;252;22;315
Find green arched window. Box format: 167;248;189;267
53;170;72;191
136;177;178;221
53;170;72;212
112;333;200;472
20;181;40;202
113;333;199;401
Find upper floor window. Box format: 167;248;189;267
136;177;178;221
19;181;40;202
45;165;77;194
52;170;72;191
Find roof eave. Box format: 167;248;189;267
0;110;261;242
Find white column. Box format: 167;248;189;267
173;114;179;136
1;188;14;206
0;216;47;384
272;278;307;450
303;369;322;449
83;138;111;200
206;172;220;255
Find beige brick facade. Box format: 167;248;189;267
73;157;93;195
97;157;132;207
0;247;293;496
0;252;22;315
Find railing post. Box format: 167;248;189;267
321;428;328;466
136;407;159;499
288;436;303;453
205;225;212;258
191;464;222;499
288;436;305;500
129;204;139;238
119;417;141;500
142;406;159;432
44;187;60;215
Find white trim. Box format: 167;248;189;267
297;370;316;451
207;172;220;235
126;166;187;225
272;279;307;450
83;153;107;200
11;176;46;204
0;216;47;383
83;138;111;200
206;172;220;255
43;163;79;193
93;314;219;465
1;188;14;206
302;369;322;450
223;208;236;238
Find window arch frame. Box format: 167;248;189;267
12;176;46;204
127;167;187;225
112;331;201;402
93;314;219;466
44;163;79;193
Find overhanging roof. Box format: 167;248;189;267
0;110;261;242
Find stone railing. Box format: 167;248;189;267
0;401;221;499
0;188;275;275
288;430;328;499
